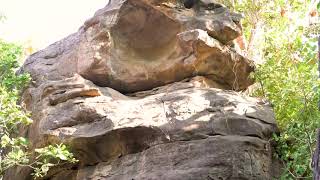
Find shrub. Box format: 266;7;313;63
0;40;77;178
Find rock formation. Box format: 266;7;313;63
5;0;281;179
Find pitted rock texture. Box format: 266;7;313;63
19;0;253;93
6;0;281;180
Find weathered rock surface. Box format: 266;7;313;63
19;0;253;93
6;0;281;180
8;75;279;180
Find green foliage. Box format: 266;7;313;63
0;40;77;178
219;0;320;178
32;144;78;177
255;35;320;178
0;41;30;89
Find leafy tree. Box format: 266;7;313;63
0;40;77;178
218;0;320;178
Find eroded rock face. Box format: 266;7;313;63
7;75;279;180
20;0;253;93
6;0;281;179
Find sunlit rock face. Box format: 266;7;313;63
6;0;281;180
19;0;253;93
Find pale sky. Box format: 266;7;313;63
0;0;108;50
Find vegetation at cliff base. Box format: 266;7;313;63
221;0;320;178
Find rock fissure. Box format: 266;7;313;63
245;115;277;126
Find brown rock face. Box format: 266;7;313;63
6;0;281;180
20;0;253;93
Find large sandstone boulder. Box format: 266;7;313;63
6;0;281;179
19;0;253;93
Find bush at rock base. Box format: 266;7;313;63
222;0;320;178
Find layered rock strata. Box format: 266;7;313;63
5;0;280;179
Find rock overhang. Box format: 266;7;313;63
4;1;282;180
20;0;254;94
